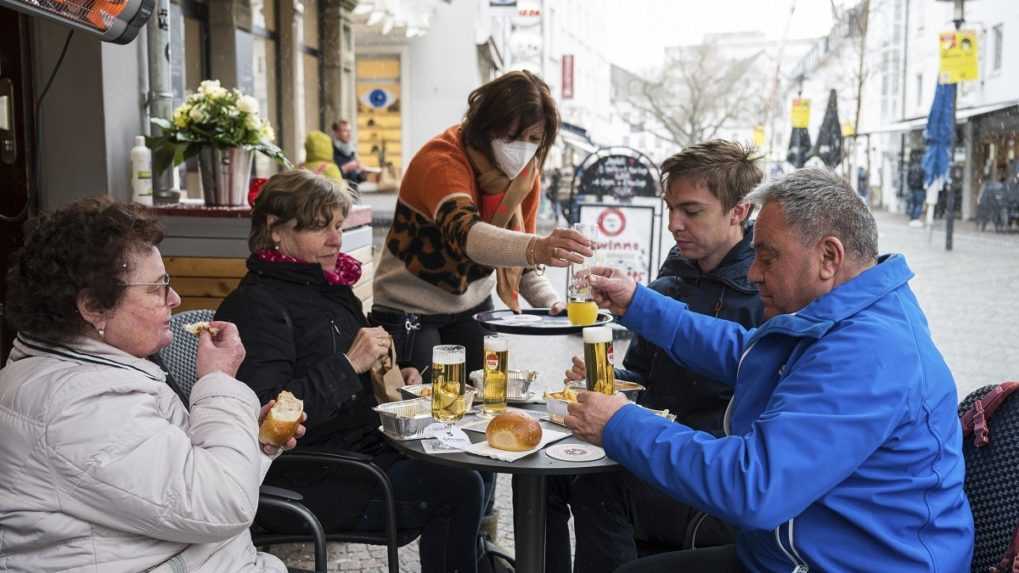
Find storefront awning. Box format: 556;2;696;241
859;99;1019;135
559;122;597;154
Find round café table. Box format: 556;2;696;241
384;405;620;573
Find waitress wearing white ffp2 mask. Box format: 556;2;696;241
371;69;594;382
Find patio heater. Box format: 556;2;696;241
0;0;153;44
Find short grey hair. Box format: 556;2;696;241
747;168;878;261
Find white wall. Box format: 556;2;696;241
404;0;484;162
32;21;146;209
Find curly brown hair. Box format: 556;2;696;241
460;70;560;170
6;197;164;342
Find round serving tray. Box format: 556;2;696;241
473;308;614;335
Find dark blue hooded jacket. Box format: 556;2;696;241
618;231;763;435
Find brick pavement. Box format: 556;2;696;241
273;208;1019;571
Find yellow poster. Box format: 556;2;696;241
939;30;979;83
752;125;765;147
791;99;810;129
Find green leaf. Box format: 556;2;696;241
152;145;177;176
151;117;173;131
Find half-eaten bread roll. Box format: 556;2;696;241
259;391;304;447
183;321;221;337
486;411;542;452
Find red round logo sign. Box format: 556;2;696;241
597;208;626;238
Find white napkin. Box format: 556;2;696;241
464;428;572;462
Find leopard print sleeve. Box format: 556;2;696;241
434;195;482;259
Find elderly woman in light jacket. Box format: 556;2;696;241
0;197;302;572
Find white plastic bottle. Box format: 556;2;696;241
130;136;153;206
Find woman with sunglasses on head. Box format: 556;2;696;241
0;197;300;572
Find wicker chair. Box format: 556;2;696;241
159;310;413;573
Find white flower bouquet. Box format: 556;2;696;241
148;80;290;175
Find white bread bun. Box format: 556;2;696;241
183;321;221;337
486;411;542;452
259;391;304;447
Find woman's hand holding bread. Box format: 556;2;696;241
195;321;246;380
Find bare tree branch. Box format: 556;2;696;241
623;40;767;147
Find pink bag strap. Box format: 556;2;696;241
961;381;1019;448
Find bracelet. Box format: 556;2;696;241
526;237;537;266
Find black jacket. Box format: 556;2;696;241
216;255;389;458
333;142;366;184
617;231;763;436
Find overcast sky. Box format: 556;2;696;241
612;0;839;72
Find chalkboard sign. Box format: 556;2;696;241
577;153;658;199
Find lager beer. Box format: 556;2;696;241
583;326;614;395
431;345;467;424
567;222;600;326
567;298;599;326
482;335;509;415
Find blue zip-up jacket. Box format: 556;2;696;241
604;254;974;572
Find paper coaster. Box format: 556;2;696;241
544;443;605;462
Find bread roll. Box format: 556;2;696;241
486;411;542;452
259;391;304;447
183;321;220;337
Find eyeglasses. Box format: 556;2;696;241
121;273;175;306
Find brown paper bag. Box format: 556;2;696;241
371;338;405;403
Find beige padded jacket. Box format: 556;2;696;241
0;335;285;573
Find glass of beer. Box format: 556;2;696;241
431;344;467;435
567;222;600;326
481;335;509;416
583;326;615;395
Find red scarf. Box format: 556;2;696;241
255;249;362;286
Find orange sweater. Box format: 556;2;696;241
373;125;544;315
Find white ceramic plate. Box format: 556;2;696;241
544;443;606;462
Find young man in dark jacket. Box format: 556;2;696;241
546;140;764;573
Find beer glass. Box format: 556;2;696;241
583;326;614;395
481;335;509;416
431;344;467;435
567;222;600;326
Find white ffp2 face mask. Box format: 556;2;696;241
491;139;539;179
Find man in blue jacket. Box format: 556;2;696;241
548;140;764;573
566;168;974;572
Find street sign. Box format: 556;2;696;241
939;30;979;83
562;55;575;100
791;98;811;128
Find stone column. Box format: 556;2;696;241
320;0;358;130
208;0;252;88
278;0;306;162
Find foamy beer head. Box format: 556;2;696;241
484;335;508;352
433;344;466;365
583;326;612;344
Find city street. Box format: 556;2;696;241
274;206;1019;571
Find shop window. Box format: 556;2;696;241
250;0;281;177
302;0;323;137
992;24;1003;72
170;0;210;197
356;56;402;172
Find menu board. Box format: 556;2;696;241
577;154;659;199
